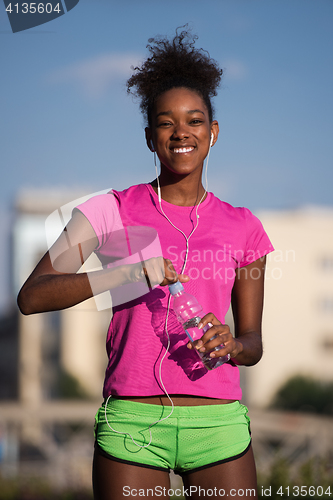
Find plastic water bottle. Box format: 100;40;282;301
168;281;230;370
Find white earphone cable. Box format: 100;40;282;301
104;139;212;447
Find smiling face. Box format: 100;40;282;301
146;87;219;179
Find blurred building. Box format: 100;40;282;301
11;188;110;406
1;191;333;487
0;311;18;399
5;191;333;408
246;206;333;408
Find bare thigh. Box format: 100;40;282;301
182;444;258;500
92;447;171;500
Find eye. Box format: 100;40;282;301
190;119;204;125
157;120;172;127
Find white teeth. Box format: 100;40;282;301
173;147;194;153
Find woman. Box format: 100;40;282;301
18;28;273;500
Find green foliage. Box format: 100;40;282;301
299;458;316;487
271;375;333;415
297;457;333;491
269;457;290;491
258;455;333;500
57;369;90;400
0;476;93;500
1;455;332;500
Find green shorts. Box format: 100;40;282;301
94;398;251;475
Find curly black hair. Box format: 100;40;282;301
126;26;223;126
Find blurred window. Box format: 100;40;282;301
319;256;333;272
321;335;333;350
318;297;333;313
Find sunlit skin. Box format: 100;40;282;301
142;86;264;376
18;84;263;498
145;87;219;207
18;85;264;377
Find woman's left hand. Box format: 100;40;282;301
188;257;266;366
187;313;243;360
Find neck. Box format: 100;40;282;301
151;169;207;207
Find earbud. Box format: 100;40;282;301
210;134;214;147
150;140;155;152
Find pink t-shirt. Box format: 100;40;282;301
76;184;274;400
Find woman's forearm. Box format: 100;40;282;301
17;263;140;315
17;272;93;314
232;330;263;366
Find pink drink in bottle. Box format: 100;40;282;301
169;281;230;370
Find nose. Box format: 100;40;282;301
171;123;189;140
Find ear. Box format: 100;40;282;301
210;120;219;147
145;128;154;152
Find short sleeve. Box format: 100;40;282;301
239;208;274;267
74;193;123;251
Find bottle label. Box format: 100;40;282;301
183;317;229;370
183;316;203;343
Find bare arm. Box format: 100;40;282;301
187;256;266;366
17;210;187;315
18;210;101;314
229;256;266;365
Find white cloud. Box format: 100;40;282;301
46;53;142;98
46;53;247;96
223;59;248;81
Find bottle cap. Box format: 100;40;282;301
168;281;184;295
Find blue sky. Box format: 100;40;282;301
0;0;333;309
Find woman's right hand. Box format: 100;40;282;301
160;258;189;286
